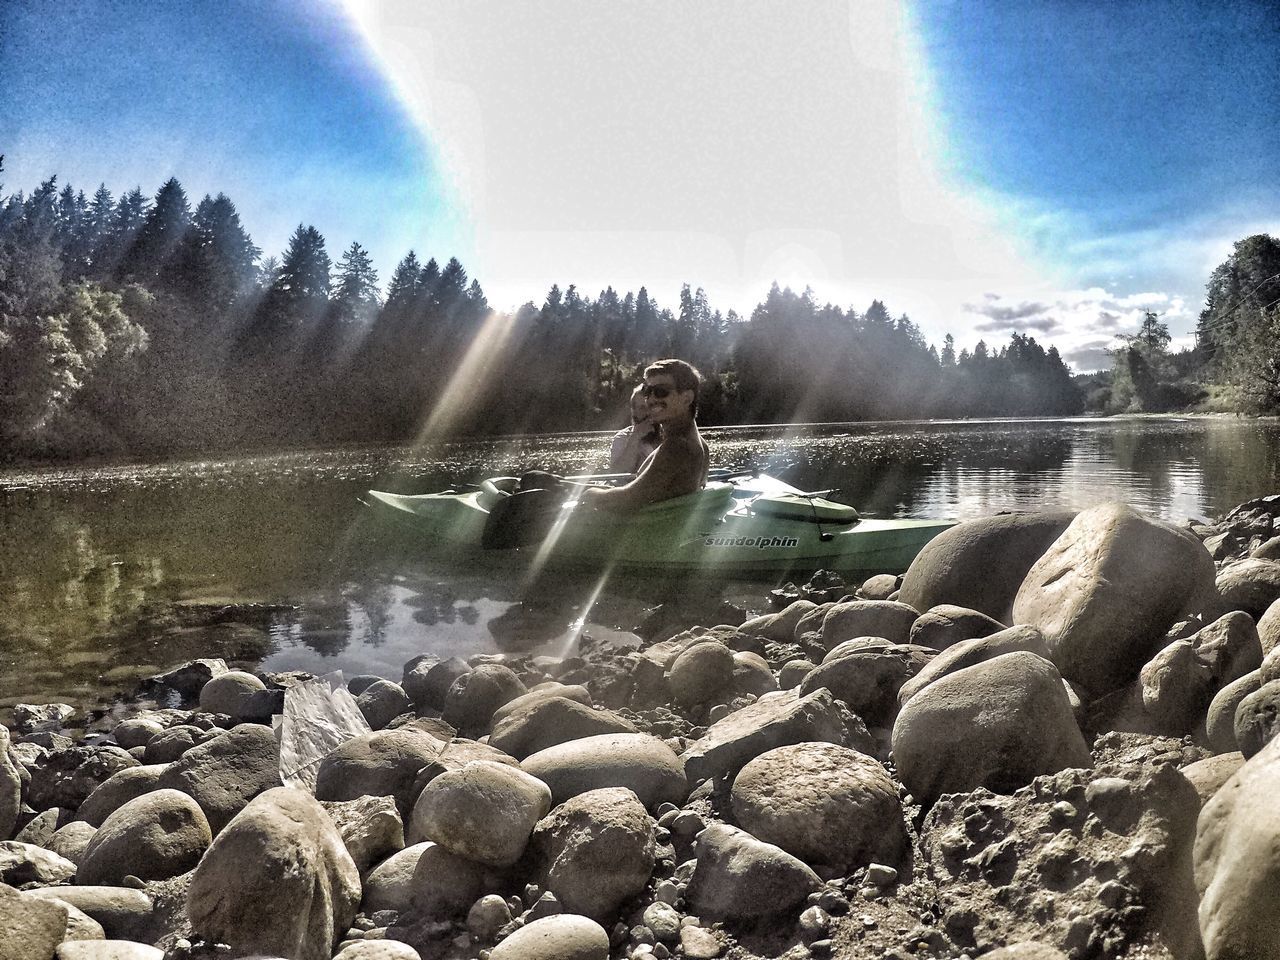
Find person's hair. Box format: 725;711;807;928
644;358;702;415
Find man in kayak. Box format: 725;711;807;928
580;358;710;510
609;384;662;474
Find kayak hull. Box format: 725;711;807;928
365;477;954;577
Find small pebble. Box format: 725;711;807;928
817;889;849;914
865;863;898;886
680;924;723;958
467;894;512;941
708;704;730;723
656;802;679;817
671;810;705;838
809;940;833;956
631;924;656;946
655;879;680;905
798;906;830;943
652;943;671;960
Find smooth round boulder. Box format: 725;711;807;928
198;670;267;719
531;787;655;921
1013;503;1217;696
157;723;282;834
362;843;431;913
76;789;210;885
668;641;736;706
1258;598;1280;655
800;640;932;726
738;600;819;642
1195;735;1280;959
892;651;1092;805
404;657;470;711
732;651;778;697
909;604;1005;651
356;680;412;731
819;601;918;649
898;625;1050;706
409;841;487;919
333;942;422;959
55;941;163;959
187;787;360;960
407;760;551;866
442;664;526;735
521;733;688;809
730;743;907;871
1215;559;1280;619
1179;752;1244;806
76;765;169;828
685;823;821;921
490;914;610;960
860;574;899;601
778;659;815;689
314;725;447;816
899;511;1077;622
491;684;592;728
112;718;164;751
489;696;637;760
1205;670;1263;753
141;725;207;764
49;822;97;865
1234;679;1280;758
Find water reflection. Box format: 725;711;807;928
2;417;1279;712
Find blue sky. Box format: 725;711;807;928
2;0;1277;370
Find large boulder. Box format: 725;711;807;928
28;747;138;812
1204;670;1264;754
355;680;412;731
1012;503;1217;696
532;787;654;922
187;787;360;960
892;652;1092;806
899;511;1077;622
1234;679;1280;758
489;696;637;760
819;601;918;650
361;843;432;914
685;823;821;921
409;842;488;919
1178;752;1244;806
76;765;169;828
490;914;610;960
407;760;551;866
668;640;736;706
0;842;77;886
48;823;96;866
320;795;404;874
491;684;591;728
403;656;469;711
1215;558;1280;619
1195;735;1280;959
0;881;69;960
76;789;210;885
730;743;907;871
442;664;526;736
23;887;153;941
738;600;819;642
1259;599;1280;654
197;670;266;720
0;729;22;842
157;723;281;833
898;625;1050;706
680;688;860;785
909;605;1005;651
313;724;448;816
799;640;932;727
522;733;687;809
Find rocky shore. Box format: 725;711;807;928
5;496;1280;960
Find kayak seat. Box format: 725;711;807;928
477;477;519;511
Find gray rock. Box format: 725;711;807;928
312;723;448;817
860;574;900;601
14;808;68;848
1013;503;1217;696
13;703;76;735
490;914;610;960
730;743;907;871
731;651;778;697
157;723;281;834
800;640;932;726
778;659;815;689
1260;599;1280;655
361;842;429;913
197;670;266;720
319;795;404;874
0;728;21;842
1178;752;1244;806
75;765;169;828
23;887;152;941
187;787;360;960
489;696;637;760
467;893;513;941
54;942;163;959
981;946;1068;960
0;841;77;885
680;688;857;785
408;760;550;865
892;651;1092;805
532;787;655;922
140;726;206;764
0;881;68;960
686;823;821;920
1215;558;1280;619
899;511;1077;622
28;746;138;812
1195;734;1280;959
404;656;469;711
356;681;412;731
1234;679;1280;758
48;822;97;866
909;604;1005;651
522;733;687;809
442;663;526;735
76;789;210;885
680;925;723;959
491;684;592;728
332;942;422;959
111;719;164;751
819;600;918;650
48;896;104;942
738;601;819;642
148;659;228;700
1205;670;1263;753
668;641;736;706
408;841;487;919
898;625;1050;706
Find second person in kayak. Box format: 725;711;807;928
581;358;710;511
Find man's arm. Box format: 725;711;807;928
582;438;687;511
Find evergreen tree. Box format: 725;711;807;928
118;177;191;285
166;193;260;315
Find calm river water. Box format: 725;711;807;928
2;416;1278;715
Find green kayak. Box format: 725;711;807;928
365;472;954;577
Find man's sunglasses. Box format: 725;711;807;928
641;384;677;399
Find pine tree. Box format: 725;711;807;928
119;177;192;285
331;241;380;323
167;193;260;314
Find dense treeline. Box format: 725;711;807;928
0;166;1129;463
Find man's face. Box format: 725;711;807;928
643;374;692;424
